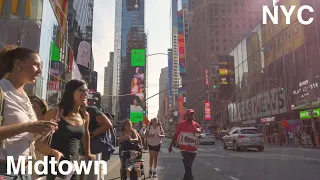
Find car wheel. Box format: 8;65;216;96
258;146;264;152
233;141;240;151
222;141;227;149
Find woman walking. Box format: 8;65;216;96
146;118;165;178
0;45;58;179
35;79;94;180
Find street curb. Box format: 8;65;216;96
266;144;320;150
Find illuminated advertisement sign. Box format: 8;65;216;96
218;55;235;85
129;66;145;123
205;69;209;87
131;49;146;66
204;101;211;121
47;61;60;106
177;10;186;75
178;87;187;123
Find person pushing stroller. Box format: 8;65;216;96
119;120;145;180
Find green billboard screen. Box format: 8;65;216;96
130;111;144;123
131;49;146;66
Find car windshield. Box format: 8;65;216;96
240;129;260;134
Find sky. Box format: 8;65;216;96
92;0;171;119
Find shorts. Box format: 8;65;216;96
148;144;161;152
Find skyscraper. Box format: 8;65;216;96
113;0;146;127
159;67;169;124
68;0;96;91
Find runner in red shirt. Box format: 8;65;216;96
168;109;202;180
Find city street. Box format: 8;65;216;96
106;139;320;180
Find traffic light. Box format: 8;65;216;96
280;81;285;91
213;78;218;89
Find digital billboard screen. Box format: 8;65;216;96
178;87;187;123
204;101;211;120
131;49;146;66
129;66;145;123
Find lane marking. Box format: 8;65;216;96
214;168;221;172
229;176;239;180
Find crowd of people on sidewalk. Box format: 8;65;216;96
0;46;116;180
0;45;204;180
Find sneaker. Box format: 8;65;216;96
148;170;153;177
153;171;157;177
126;177;130;180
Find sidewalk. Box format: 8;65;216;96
266;143;320;149
105;151;150;180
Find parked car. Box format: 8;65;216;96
199;133;215;145
222;127;264;151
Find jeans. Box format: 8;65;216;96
181;151;196;180
0;162;31;180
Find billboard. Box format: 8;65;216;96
177;10;186;75
205;69;209;87
261;0;304;66
77;41;92;68
218;55;236;101
47;61;61;106
129;66;145;123
204;101;211;121
178;87;187;122
131;49;146;66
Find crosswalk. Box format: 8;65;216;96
158;147;224;154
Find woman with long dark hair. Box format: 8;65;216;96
0;45;58;179
145;118;164;178
35;79;94;179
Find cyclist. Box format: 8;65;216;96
168;109;202;180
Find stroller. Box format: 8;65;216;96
119;141;146;180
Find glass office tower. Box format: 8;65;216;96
113;0;146;127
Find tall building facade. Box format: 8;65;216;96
227;0;320;145
170;0;181;109
0;0;78;107
159;67;169;125
67;0;97;91
102;52;114;113
185;0;269;129
113;0;146;128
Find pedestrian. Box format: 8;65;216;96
84;105;113;161
0;45;58;179
118;120;142;180
139;125;147;150
145;118;165;178
30;95;49;120
35;79;95;180
309;127;316;147
168;109;202;180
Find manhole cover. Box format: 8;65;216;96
144;165;165;171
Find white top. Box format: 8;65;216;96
0;78;37;160
146;126;164;146
130;105;143;112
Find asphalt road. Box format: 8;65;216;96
106;139;320;180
